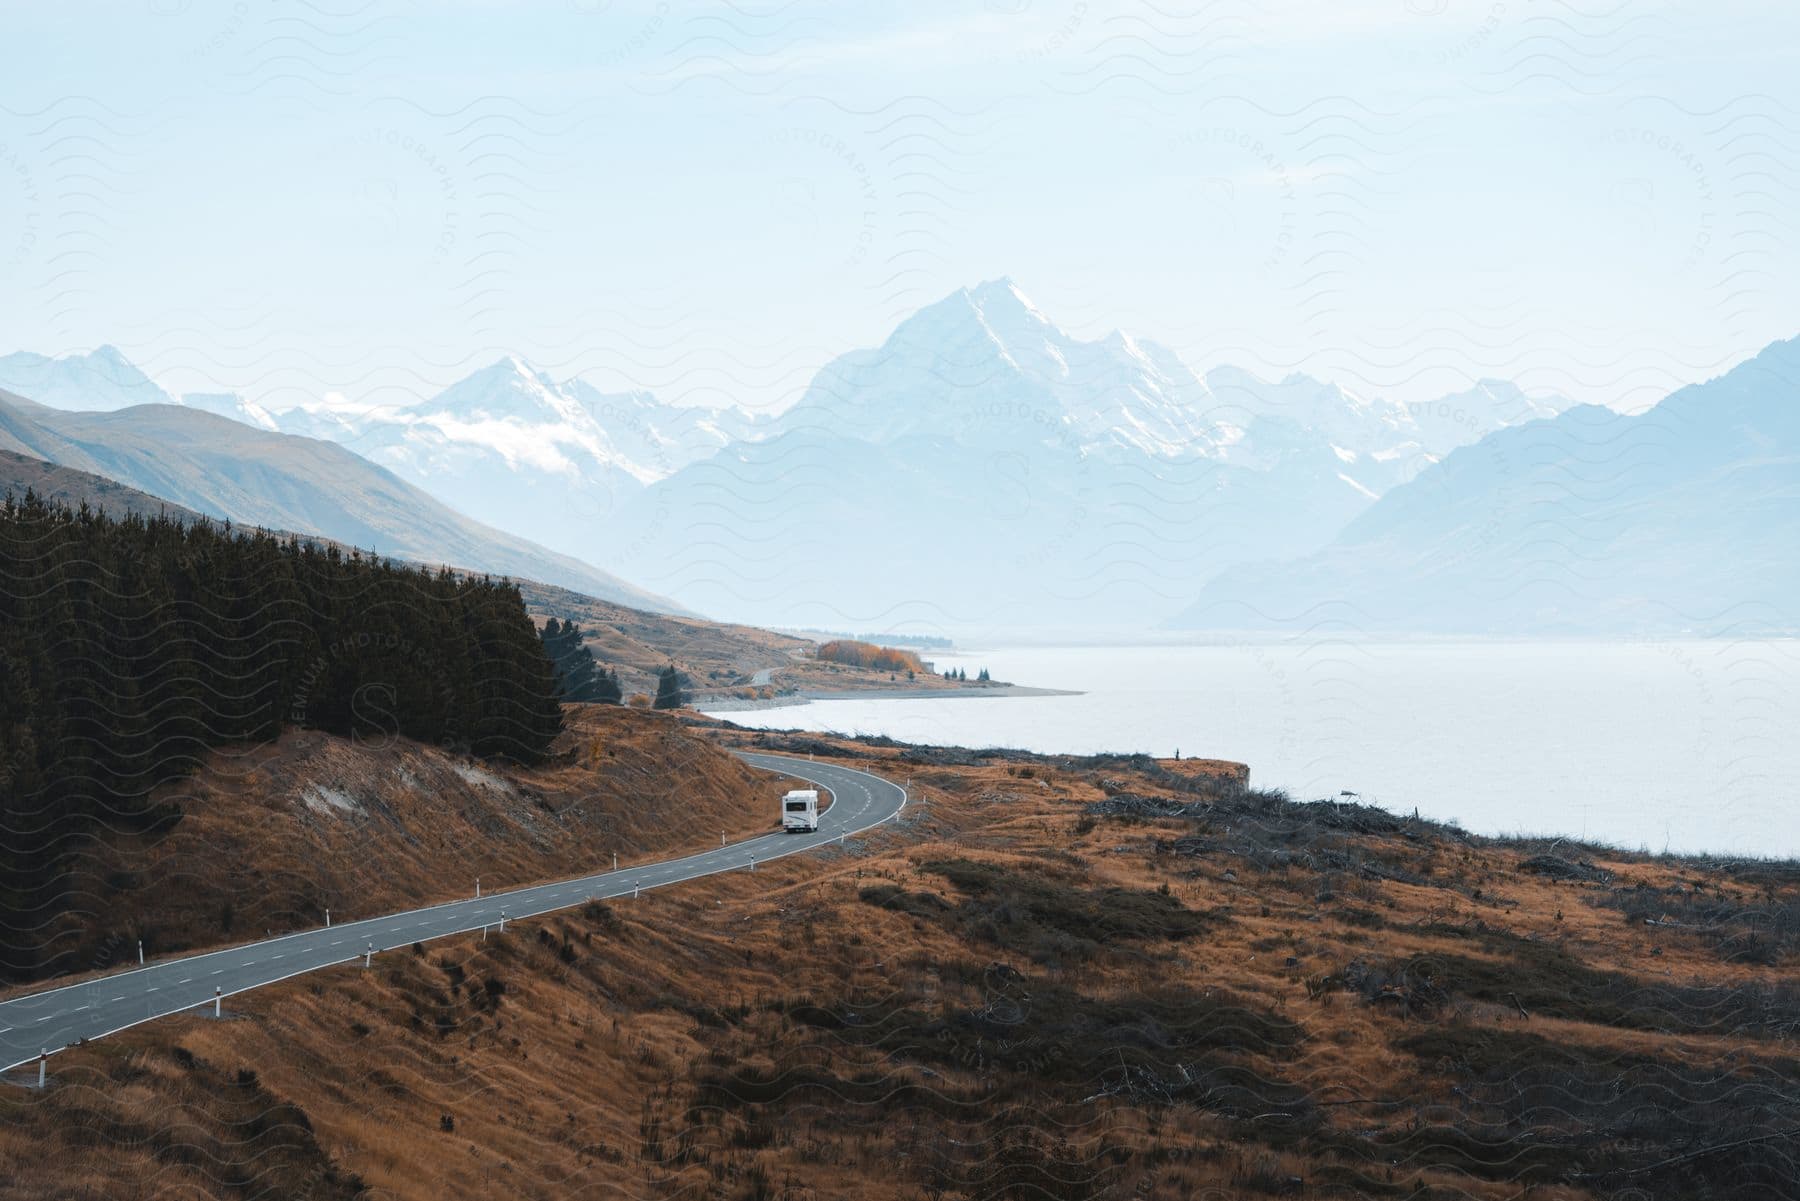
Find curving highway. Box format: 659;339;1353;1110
0;752;905;1075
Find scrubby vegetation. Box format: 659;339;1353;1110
872;857;1222;964
0;493;563;981
1590;869;1800;966
7;722;1798;1199
0;1040;368;1199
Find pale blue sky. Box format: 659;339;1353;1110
3;0;1797;417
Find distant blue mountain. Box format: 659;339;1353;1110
2;289;1574;629
589;281;1569;627
1175;338;1800;635
0;345;169;411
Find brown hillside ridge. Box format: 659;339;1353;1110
4;720;1797;1199
516;579;813;701
516;587;1021;704
29;706;814;990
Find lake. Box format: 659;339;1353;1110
702;641;1800;857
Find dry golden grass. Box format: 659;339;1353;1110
24;706;807;994
1155;756;1251;786
6;719;1796;1200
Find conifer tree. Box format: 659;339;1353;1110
653;664;688;709
596;667;624;705
0;493;566;983
541;619;609;701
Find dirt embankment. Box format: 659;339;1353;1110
40;707;806;980
6;724;1798;1200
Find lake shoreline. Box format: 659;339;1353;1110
689;641;1800;858
697;682;1084;712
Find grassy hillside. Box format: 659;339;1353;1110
5;722;1794;1199
513;580;812;701
23;707;812;984
0;449;213;523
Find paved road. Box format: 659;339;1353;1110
0;752;905;1075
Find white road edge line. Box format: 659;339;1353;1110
1;752;906;1075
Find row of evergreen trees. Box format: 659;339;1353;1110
539;619;691;709
0;494;566;982
540;618;623;703
940;666;991;682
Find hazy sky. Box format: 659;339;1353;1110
3;0;1797;416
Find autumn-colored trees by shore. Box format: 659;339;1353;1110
813;639;924;674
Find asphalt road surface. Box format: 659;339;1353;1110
0;752;905;1075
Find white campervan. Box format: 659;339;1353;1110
782;788;819;832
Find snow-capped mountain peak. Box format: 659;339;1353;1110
961;277;1057;341
207;356;763;563
428;356;582;425
0;344;172;411
179;391;280;431
882;276;1066;377
0;285;1597;632
785;281;1578;472
791;280;1224;456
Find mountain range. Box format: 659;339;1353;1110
587;281;1575;625
183;361;766;565
0;346;172;412
1178;337;1800;634
15;280;1793;635
0;386;684;613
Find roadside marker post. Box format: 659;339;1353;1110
1;755;880;1074
475;877;481;899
